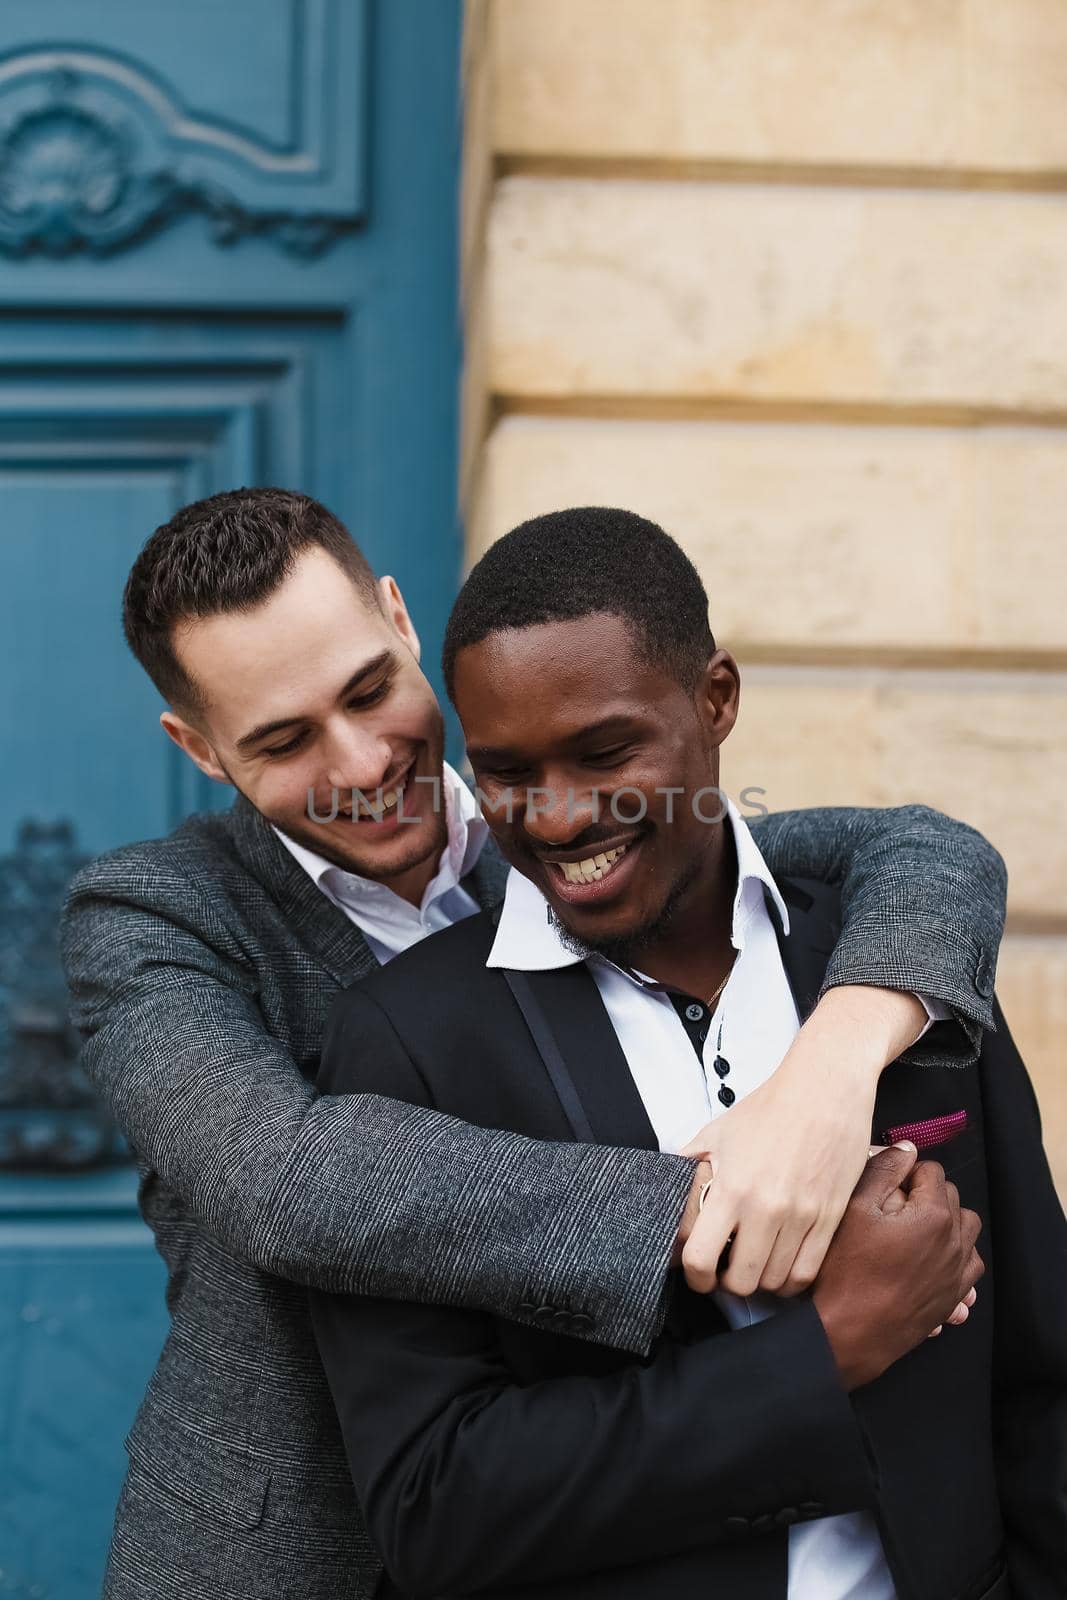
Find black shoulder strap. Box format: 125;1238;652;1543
501;969;595;1143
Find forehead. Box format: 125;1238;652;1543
453;613;681;746
173;547;388;723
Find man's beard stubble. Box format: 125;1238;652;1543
221;760;449;882
551;852;703;973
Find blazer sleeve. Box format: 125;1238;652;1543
60;860;693;1357
310;989;877;1596
980;1001;1067;1597
750;804;1007;1066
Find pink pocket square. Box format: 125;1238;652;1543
882;1110;969;1150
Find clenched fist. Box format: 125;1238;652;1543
812;1145;985;1391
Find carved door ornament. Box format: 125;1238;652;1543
0;46;366;257
0;818;127;1170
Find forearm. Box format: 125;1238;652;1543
801;985;928;1078
81;1004;691;1355
751;804;1006;1062
316;1294;874;1595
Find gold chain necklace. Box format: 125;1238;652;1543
705;953;737;1010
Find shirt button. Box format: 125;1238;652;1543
685;1003;704;1022
718;1085;736;1108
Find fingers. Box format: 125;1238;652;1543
854;1142;919;1207
719;1215;787;1297
904;1158;948;1204
681;1189;737;1293
934;1283;981;1336
960;1245;986;1297
959;1205;983;1261
775;1218;835;1297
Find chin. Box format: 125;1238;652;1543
553;903;645;956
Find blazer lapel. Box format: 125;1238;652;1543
772;876;902;1146
504;964;660;1153
463;836;510;911
228;797;377;985
769;877;839;1025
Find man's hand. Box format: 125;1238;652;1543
812;1146;985;1390
678;986;928;1296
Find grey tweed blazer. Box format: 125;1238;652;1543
60;798;1005;1600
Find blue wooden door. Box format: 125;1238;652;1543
0;4;462;1593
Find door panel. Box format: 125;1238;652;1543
0;310;355;852
0;3;462;1592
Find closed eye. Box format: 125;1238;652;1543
262;679;392;759
264;729;310;759
583;745;634;768
347;680;390;711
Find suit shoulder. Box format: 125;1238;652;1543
343;909;501;1013
66;808;243;903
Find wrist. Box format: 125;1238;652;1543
812;1285;870;1392
810;985;926;1081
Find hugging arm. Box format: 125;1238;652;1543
63;803;1006;1357
752;803;1006;1065
61;857;692;1357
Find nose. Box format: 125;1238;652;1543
322;719;393;795
521;776;598;847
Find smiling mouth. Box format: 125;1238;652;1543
549;840;632;886
336;763;413;823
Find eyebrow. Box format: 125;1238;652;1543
468;714;638;764
235;650;397;752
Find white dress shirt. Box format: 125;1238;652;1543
487;799;898;1600
274;762;488;964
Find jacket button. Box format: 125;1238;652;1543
799;1501;823;1517
751;1513;776;1535
570;1312;595;1331
532;1304;555;1322
775;1507;800;1526
975;950;995;999
724;1517;750;1536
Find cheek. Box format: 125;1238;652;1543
390;677;442;740
250;760;318;820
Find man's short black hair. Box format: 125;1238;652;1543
443;507;715;700
123;487;377;712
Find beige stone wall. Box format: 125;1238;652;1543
462;0;1067;1194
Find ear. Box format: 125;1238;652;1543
696;649;741;748
159;710;231;786
378;576;421;662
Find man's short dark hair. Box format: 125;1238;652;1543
123;487;377;711
442;506;715;700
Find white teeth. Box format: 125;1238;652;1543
352;781;405;820
558;842;630;885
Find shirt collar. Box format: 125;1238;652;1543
274;761;488;910
486;797;789;972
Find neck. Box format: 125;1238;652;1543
627;824;738;1000
383;853;439;908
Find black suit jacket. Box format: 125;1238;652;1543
312;877;1067;1600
